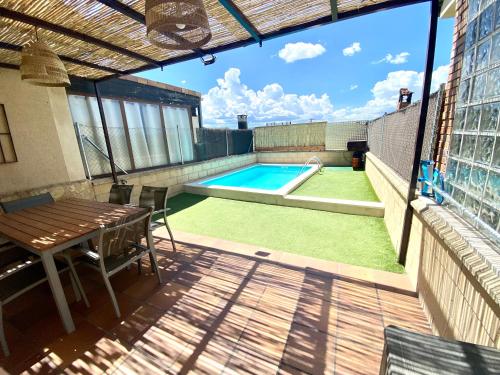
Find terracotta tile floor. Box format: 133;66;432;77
0;237;431;374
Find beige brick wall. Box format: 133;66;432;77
410;200;499;348
366;152;499;349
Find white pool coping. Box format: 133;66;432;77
184;163;385;218
185;163;319;196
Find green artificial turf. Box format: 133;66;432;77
166;193;403;273
291;168;380;202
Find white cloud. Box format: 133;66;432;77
202;68;334;127
181;79;187;84
201;65;450;127
350;84;359;91
431;65;449;89
332;65;450;121
342;42;361;56
373;52;410;65
278;42;326;63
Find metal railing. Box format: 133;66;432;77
74;122;254;179
298;156;323;176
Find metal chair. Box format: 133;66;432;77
108;184;134;205
139;186;177;255
77;208;162;318
0;253;88;357
0;192;54;213
0;193;89;326
0;193;55;268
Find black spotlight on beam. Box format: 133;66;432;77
201;54;216;66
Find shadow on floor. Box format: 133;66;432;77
151;193;208;221
0;237;431;374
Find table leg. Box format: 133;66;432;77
40;252;75;333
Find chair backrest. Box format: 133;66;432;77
139;186;168;212
0;193;54;213
97;208;152;259
109;184;133;205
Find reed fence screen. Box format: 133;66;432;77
367;89;444;182
254;122;326;151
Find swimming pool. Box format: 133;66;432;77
186;163;318;196
200;164;313;191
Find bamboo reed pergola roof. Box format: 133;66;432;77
0;0;427;81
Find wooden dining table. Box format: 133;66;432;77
0;198;146;333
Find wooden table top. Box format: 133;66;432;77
0;198;146;252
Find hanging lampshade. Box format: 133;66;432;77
20;39;70;87
145;0;212;50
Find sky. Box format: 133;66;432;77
136;3;455;128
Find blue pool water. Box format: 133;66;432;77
200;164;312;191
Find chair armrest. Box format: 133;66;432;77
0;258;42;282
153;208;171;215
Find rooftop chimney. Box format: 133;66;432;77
397;88;413;110
237;114;248;129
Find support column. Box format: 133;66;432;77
93;81;118;183
399;0;439;265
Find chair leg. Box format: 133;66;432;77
102;274;121;318
149;249;163;285
148;252;155;274
63;253;90;308
165;220;177;255
137;258;142;274
69;272;81;302
0;303;9;357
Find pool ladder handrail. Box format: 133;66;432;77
298;156;323;175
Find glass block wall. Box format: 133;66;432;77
447;0;500;234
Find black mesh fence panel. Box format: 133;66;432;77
194;128;254;161
367;89;444;182
230;130;253;155
195;128;228;161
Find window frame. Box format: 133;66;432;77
0;104;18;164
68;93;196;177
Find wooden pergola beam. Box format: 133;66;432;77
0;7;161;67
218;0;262;45
100;0;428;82
330;0;338;21
95;0;205;56
0;41;124;74
0;62;17;70
95;0;145;24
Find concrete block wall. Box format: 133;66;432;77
435;0;468;172
365;152;408;254
256;151;353;166
0;179;95;203
91;153;257;203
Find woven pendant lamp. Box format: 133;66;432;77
145;0;212;50
20;39;70;87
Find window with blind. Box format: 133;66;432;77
68;94;195;177
0;104;17;164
